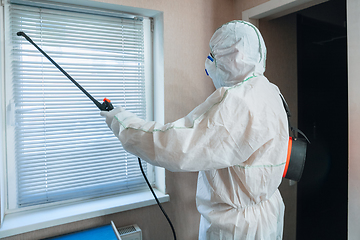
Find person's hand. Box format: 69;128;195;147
100;106;125;129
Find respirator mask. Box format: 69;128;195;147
205;53;225;89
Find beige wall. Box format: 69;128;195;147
347;0;360;239
3;0;236;239
260;15;298;240
235;0;270;17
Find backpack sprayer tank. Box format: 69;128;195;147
280;95;310;182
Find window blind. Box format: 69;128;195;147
8;3;148;208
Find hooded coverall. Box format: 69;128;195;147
101;20;288;240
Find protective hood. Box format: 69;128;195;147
205;20;267;89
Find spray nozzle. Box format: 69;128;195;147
100;98;114;111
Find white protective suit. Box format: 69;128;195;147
101;20;288;240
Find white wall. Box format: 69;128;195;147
347;0;360;239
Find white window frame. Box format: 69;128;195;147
0;0;166;238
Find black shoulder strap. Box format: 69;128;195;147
279;94;310;143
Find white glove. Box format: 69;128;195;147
100;106;125;129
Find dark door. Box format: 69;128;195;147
297;14;348;240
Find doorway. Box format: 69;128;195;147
296;6;348;240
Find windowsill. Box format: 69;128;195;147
0;189;169;238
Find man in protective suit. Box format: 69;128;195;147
101;20;288;240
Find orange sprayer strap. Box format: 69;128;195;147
283;137;293;178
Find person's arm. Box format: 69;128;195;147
101;87;274;172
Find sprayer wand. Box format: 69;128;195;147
17;32;177;240
16;31;113;112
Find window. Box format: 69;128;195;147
3;0;155;212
